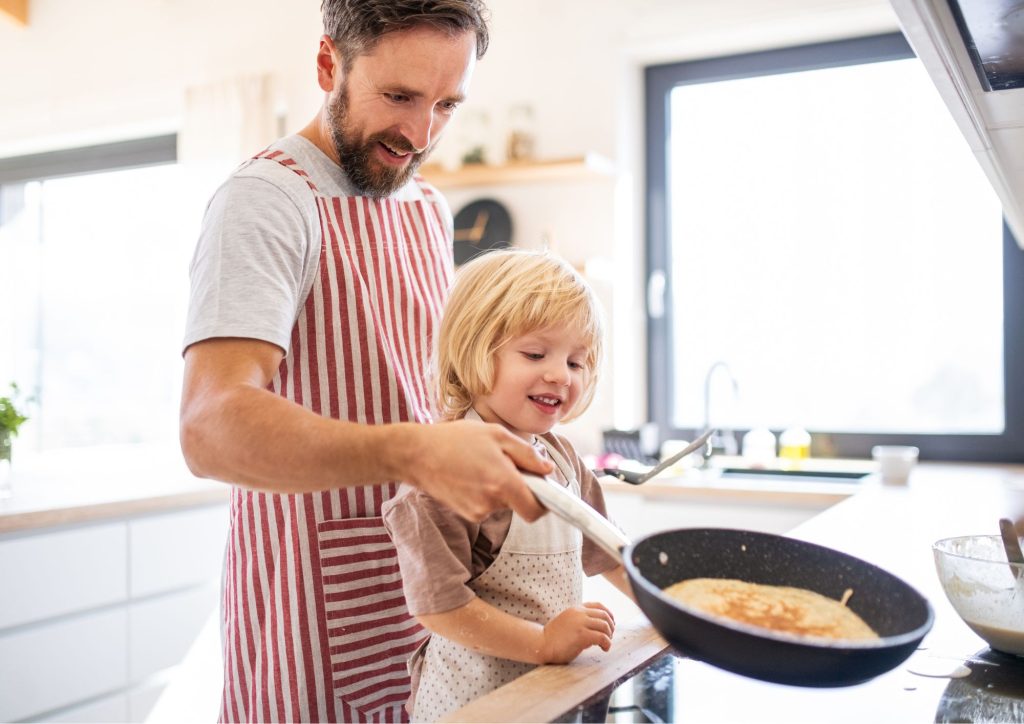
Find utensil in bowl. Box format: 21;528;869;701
524;472;934;686
933;535;1024;657
602;428;714;485
999;518;1024;578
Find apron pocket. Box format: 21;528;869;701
317;516;425;719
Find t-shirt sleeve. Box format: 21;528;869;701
547;433;623;577
382;484;481;616
182;161;320;355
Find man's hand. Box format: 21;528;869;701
183;338;554;515
539;603;616;664
399;419;551;522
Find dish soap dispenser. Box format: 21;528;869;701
779;426;811;467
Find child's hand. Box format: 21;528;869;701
540;602;616;664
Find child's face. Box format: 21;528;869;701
474;323;591;440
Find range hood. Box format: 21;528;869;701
890;0;1024;247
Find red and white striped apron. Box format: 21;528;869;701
219;148;453;723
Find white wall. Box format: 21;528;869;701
0;0;899;454
0;0;323;156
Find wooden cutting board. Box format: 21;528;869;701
442;616;669;723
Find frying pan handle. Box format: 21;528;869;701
522;473;630;562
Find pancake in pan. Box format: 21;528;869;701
663;577;879;641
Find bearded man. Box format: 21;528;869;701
179;2;549;721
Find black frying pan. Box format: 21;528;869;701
523;474;934;687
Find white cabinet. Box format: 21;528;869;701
42;693;129;723
129;506;226;597
0;503;228;723
128;683;167;723
0;523;127;628
0;608;128;721
129;585;218;682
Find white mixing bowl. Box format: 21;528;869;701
933;535;1024;657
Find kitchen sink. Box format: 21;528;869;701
717;467;872;483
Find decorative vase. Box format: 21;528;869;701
0;431;11;499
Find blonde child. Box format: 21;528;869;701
382;249;632;721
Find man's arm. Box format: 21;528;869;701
179;337;550;521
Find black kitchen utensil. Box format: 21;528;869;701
523;474;934;687
999;517;1024;579
602;429;714;485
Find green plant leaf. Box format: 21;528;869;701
0;383;30;437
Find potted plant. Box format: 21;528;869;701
0;383;30;493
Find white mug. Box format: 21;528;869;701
872;445;919;486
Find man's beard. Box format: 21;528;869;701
326;84;431;198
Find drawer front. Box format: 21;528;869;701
0;522;127;629
129;504;228;597
128;682;166;722
40;692;129;723
129;584;219;682
0;607;128;722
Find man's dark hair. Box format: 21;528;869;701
321;0;489;69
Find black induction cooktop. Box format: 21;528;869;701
551;648;1024;723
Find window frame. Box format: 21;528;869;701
0;134;179;450
0;135;177;185
644;33;1024;463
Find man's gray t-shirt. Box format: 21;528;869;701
182;134;451;354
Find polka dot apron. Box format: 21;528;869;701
409;437;584;722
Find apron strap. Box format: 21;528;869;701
534;435;578;488
253;148;322;193
462;408;578;488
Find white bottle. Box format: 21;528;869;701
742;428;777;468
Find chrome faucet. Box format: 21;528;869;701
703;361;739;456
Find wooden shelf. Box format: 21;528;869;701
420;153;614;189
0;0;28;26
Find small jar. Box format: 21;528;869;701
505;104;536;162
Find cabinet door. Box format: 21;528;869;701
129;504;228;597
40;692;129;723
0;607;128;722
129;584;219;682
0;522;127;629
128;681;166;723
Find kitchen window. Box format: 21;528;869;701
645;33;1024;462
0;135;191;451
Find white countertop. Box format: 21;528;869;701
0;442;228;534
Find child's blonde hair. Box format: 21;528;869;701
436;249;604;422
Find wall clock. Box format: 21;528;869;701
452;198;513;266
